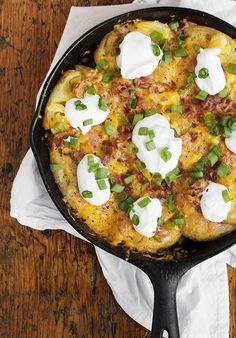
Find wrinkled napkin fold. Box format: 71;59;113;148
10;1;236;337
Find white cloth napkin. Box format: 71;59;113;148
10;1;236;337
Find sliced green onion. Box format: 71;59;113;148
195;158;205;171
195;90;208;101
227;117;236;131
218;86;228;98
198;67;209;79
145;108;157;117
210;144;221;157
135;160;146;171
178;86;187;96
169;21;179;30
176;33;186;45
151;172;162;185
83;118;93;126
217;163;229;178
174;48;187;57
164;50;172;63
148;129;155;139
82;190;93;198
190;171;204;179
88;163;99;173
128;97;137;110
53;122;65;133
104;123;115;136
50;163;62;172
63;136;79;147
102;71;112;83
204;112;219;136
166;195;175;212
170;104;182;113
111;183;125;193
157;217;164;226
165;167;180;184
194;44;201;52
87;87;96;95
160;198;166;206
124;175;133;184
119;196;134;213
221;126;232;138
132;114;144;125
121;116;129;125
207;152;219;167
132;214;140;226
149;31;164;43
87;155;94;165
95;167;109;179
97;180;107;190
227;63;236;74
127;142;138;154
172;218;185;226
75;100;87;110
145;140;156;151
98;97;108;111
138;127;149;136
222;189;231;203
160;147;172;162
96;59;108;71
138;197;151;208
152;44;161;56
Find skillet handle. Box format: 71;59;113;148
133;261;198;338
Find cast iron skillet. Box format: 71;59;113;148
30;7;236;338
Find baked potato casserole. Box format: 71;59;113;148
43;19;236;253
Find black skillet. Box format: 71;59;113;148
30;7;236;338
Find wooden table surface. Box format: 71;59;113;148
1;1;236;337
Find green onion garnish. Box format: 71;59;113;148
97;180;107;190
152;44;161;56
138;197;151;208
83;118;93;126
127;142;138;154
104;123;115;136
82;190;93;198
121;116;129;125
148;129;155;139
145;108;157;117
138;127;149;136
111;183;125;193
165;167;180;184
195;90;208;101
217;163;229;178
194;44;201;52
50;163;62;172
227;63;236;74
178;86;187;96
96;59;108;71
87;87;96;95
204;112;219;136
75;100;87;110
132;114;144;125
98;97;108;111
207;152;219;167
190;171;204;179
63;136;79;147
95;167;109;180
227;117;236;131
124;175;133;184
222;189;231;203
145;140;156;151
87;155;94;165
210;144;221;157
172;218;185;226
174;48;187;57
170;104;182;113
160;147;172;162
195;158;205;171
128;97;137;110
132;214;140;226
135;160;145;171
119;196;134;213
222;126;232;138
149;31;164;43
198;67;209;79
164;50;172;63
169;21;179;30
102;72;112;83
218;87;229;99
157;217;164;226
88;163;99;173
176;33;186;45
166;195;175;212
53;122;65;133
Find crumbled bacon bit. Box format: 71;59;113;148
187;179;208;206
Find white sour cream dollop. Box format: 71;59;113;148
225;131;236;155
194;48;226;95
116;31;163;80
200;182;231;222
64;93;109;134
129;197;162;238
132;114;182;177
77;154;110;206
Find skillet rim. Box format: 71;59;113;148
30;6;236;264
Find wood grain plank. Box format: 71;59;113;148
0;1;235;337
